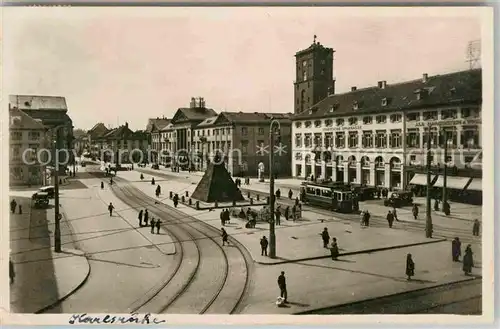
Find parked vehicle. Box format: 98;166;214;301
384;191;414;208
152;163;160;170
38;186;55;199
32;192;50;208
350;185;378;201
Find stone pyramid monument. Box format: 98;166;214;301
191;153;245;203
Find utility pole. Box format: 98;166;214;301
268;119;281;259
54;128;62;252
425;126;433;238
442;132;448;208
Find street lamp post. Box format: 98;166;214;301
52;125;67;253
269;119;281;259
442;136;452;207
425;128;433;238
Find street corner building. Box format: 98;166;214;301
9;95;75;186
149;97;293;178
291;40;482;200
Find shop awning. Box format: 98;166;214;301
433;176;470;190
409;173;433;186
466;178;482;191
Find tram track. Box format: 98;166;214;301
98;172;252;314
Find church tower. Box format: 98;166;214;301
294;36;335;114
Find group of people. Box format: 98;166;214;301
451;237;476;275
10;199;22;215
138;209;162;234
220;208;231;226
320;228;340;260
234;177;250;187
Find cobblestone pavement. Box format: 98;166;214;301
9;193;89;313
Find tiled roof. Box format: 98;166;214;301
293;68;482;120
146;118;170;132
88;123;109;138
9;95;68;111
178;107;218;121
220;111;292;124
102;125;148;140
20;110;73;128
295;42;334;57
9;108;46;130
197;116;219;127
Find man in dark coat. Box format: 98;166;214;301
156;219;162;234
363;210;371;227
150;218;156;234
225;209;231;224
291;205;297;222
330;238;339;260
10;199;17;214
386;210;394;228
463;245;474;275
275;189;281;199
288;189;293;199
173;194;179;208
108;202;114;217
284;206;290;221
220;210;225;226
9;259;15;284
260;236;268;256
144;209;149;226
412;204;419;220
101;181;104;189
138;209;143;227
321;228;330;248
472;219;480;236
277;271;287;303
452;237;462;262
221;228;229;246
275;207;281;225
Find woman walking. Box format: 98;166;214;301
406;253;415;280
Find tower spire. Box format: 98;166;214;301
313;34;317;44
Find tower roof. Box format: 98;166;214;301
295;37;334;57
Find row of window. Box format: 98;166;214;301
159;126;267;140
10;131;42;141
294;108;480;129
295;128;481;149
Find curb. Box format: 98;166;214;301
294;275;480;315
255;238;447;265
34;250;91;314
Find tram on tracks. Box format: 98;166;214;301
300;181;356;213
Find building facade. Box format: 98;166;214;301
294;38;336;114
192;112;292;177
87;123;110;158
98;123;149;163
149;118;170;163
292;68;482;191
9;108;50;186
9;95;74;175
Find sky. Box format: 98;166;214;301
3;7;485;131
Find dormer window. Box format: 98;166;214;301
450;87;457;95
353;101;359;110
381;98;388;106
415;89;427;100
329;104;339;113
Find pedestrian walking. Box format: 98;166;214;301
452;237;462;262
9;258;15;284
220;210;225;226
330;238;339;260
321;227;330;248
18;205;22;215
10;199;17;214
288;189;293;200
463;245;474;275
284;206;290;221
150;218;156;234
155;219;161;234
140;173;144;180
406;253;415;280
275;189;281;199
291;205;297;222
434;199;440;211
412;204;419;220
260;236;268;256
472;219;480;236
221;228;229;246
110;177;113;185
393;207;399;221
173;194;179;208
138;209;143;226
275;207;281;226
225;209;230;224
386;210;394;228
364;210;371;227
277;271;288;303
108;202;114;217
144;209;149;226
151;177;155;185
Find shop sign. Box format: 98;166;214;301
323;125;362;132
413;119;481;127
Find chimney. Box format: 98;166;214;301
422;73;428;83
378;81;387;89
351;86;357;92
125;122;128;128
190;97;196;108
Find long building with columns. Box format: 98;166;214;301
291;61;482;190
